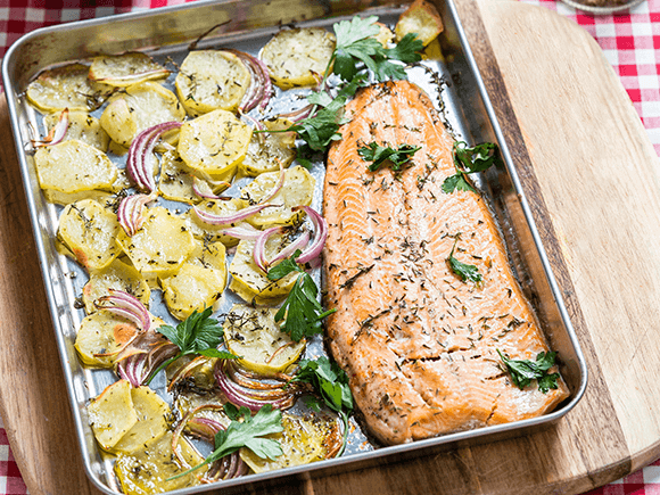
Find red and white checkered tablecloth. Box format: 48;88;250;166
0;1;659;494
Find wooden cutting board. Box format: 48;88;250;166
0;0;658;493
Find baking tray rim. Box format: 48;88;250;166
1;0;589;492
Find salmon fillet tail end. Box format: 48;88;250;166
322;80;570;446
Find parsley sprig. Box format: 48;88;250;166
447;237;482;284
144;307;237;385
292;357;354;456
167;404;283;480
442;141;502;194
358;142;421;172
497;349;560;394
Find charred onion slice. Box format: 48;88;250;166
32;108;69;147
225;49;272;113
117;193;156;237
127;121;182;193
116;341;178;387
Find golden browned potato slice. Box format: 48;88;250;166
240;413;341;472
88;379;138;451
89;52;169;87
110;387;170;455
100;81;185;148
228;233;299;301
238;165;314;227
44;110;110;151
117;206;195;276
261;28;336;89
224;304;305;375
177;109;252;180
26;63;111;112
175;50;251;116
82;258;151;314
43;189;113;207
34;140;117;193
74;310;137;368
395;0;444;47
160;239;227;320
240;118;297;176
374;22;395;47
115;431;206;494
57;199;121;271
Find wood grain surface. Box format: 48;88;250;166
0;0;658;494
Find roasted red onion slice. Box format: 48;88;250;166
32;108;69;147
116;336;178;387
191;176;231;200
192;203;277;226
253;226;283;272
259;161;286;204
94;68;170;85
117;193;156;236
126;121;182;193
265;230;310;269
225;49;272;113
95;289;151;332
292;206;328;265
279;104;314;123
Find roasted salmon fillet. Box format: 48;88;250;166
323;80;569;445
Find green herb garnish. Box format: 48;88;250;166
358;142;421;171
267;250;336;342
144;307;237;385
167;404;283;480
442;141;502;194
292;357;354;456
447;238;482;284
497;349;560;394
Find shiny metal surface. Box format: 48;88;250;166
2;0;587;493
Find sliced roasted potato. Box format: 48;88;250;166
158;149;200;204
43;189;114;207
240;118;297;176
82;258;151;314
115;431;206;494
89;52;169;87
88;379;138;451
160;239;227;320
374;22;395;47
261;28;336;89
44;110;110;151
229;233;299;301
34;140;117;194
177;109;252;179
110;387;170;455
395;0;444;47
57;199;121;271
26;63;111;112
117;206;195;276
224;304;305;375
184;199;252;247
238;165;314;227
175;50;251;115
100;81;185;148
75;310;138;367
240;413;341;472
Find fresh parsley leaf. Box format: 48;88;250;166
442;141;502;194
358;142;421;172
497;349;560;394
447;238;482;284
267;251;336;342
286;97;348;152
167;404;283;480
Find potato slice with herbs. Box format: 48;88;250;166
160;239;227;320
43;189;113;207
115;431;206;494
117;206;195;276
184;199;251;247
44;111;110;151
158;149;201;204
395;0;444;47
100;81;185;148
57;199;121;271
26;63;111;112
110;387;170;455
240;118;297;176
238;165;314;227
229;234;299;301
82;258;150;314
89;52;169;87
88;379;138;451
175;50;251;116
177;109;252;179
34;140;117;194
261;28;336;89
240;413;341;472
224;305;305;375
75;310;138;368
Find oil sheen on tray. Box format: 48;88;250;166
323;80;570;445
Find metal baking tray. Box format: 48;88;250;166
2;0;588;493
